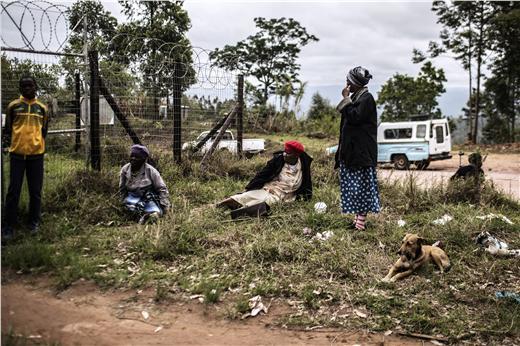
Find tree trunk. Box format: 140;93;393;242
511;79;516;142
473;3;484;144
468;16;474;143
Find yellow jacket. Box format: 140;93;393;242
3;96;49;156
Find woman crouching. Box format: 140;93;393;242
119;144;170;224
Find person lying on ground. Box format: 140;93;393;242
217;140;313;218
450;152;484;181
119;144;170;224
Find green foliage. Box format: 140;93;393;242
1;55;61;110
307;92;336;121
377;62;446;121
116;0;195;92
3;145;520;343
483;2;520;143
417;1;498;143
210;17;318;104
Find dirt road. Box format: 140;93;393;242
379;153;520;200
2;278;433;346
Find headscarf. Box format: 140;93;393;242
284;140;305;156
468;152;482;167
347;66;373;87
130;144;149;158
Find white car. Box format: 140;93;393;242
183;130;265;157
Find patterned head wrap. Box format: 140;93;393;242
347;66;373;87
130;144;149;158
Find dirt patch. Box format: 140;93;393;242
2;277;433;345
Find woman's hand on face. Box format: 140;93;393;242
342;85;351;98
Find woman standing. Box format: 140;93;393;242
335;66;380;230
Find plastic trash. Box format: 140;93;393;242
312;230;334;241
314;202;327;214
243;295;268;318
476;213;514;225
495;291;520;304
432;214;453;225
475;231;520;257
302;227;313;237
397;219;406;227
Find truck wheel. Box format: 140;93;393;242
244;152;254;159
393;155;410;170
416;161;430;170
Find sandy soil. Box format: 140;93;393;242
379;153;520;200
1;277;435;346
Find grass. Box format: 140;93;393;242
2;135;519;344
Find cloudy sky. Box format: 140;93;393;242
99;0;471;117
2;0;470;117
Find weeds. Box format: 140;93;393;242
2;145;519;344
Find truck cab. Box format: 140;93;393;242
377;119;452;169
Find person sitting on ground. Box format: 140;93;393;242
217;140;313;218
119;144;170;224
450;152;484;181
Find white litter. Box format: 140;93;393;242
432;214;453;225
141;311;150;320
314;202;327;213
353;309;367;318
312;230;334;241
243;295;268;318
476;213;514;225
154;326;163;333
476;231;520;257
397;219;406;227
384;330;393;336
302;227;313;237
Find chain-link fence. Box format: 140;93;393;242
1;1;242;172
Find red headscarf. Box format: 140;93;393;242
284;140;305;155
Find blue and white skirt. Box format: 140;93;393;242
339;163;381;214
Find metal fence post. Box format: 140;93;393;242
172;62;182;163
88;50;101;171
237;74;244;158
74;72;81;152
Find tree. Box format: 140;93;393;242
377;62;446;122
414;1;495;144
1;55;60;111
116;0;194;92
307;92;336;121
210;17;318;105
484;1;520;143
62;0;120;88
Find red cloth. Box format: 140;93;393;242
284;140;304;155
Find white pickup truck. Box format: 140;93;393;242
182;130;265;157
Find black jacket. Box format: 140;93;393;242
335;92;378;168
245;151;313;200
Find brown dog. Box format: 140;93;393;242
382;233;451;282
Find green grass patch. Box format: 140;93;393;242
2;137;519;344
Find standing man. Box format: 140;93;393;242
2;75;49;239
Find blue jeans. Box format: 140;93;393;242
124;193;162;216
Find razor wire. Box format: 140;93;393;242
1;0;71;52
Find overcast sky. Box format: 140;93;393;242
2;0;470;117
182;0;470;117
